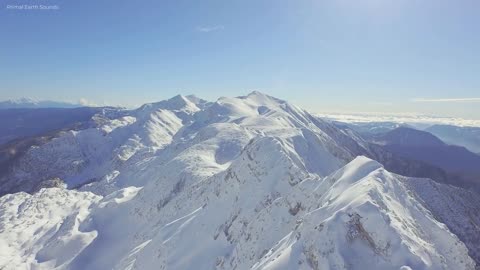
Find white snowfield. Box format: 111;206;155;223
0;92;478;270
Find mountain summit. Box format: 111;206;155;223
0;93;478;270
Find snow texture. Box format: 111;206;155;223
0;92;477;270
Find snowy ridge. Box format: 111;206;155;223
0;95;200;194
0;92;478;269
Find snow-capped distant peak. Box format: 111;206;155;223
0;98;82;109
168;94;191;104
10;97;37;104
240;91;286;105
138;94;200;114
185;94;208;105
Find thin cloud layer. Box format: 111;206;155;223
316;112;480;127
412;98;480;103
196;25;225;33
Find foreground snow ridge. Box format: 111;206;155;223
0;92;477;270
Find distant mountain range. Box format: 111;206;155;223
337;121;480;155
0;107;109;145
377;127;480;172
332;121;409;139
374;127;480;191
0;98;83;109
427;125;480;154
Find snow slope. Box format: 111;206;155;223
0;92;477;269
0;95;199;194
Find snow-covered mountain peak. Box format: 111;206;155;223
167;94;196;108
185;94;210;109
215;91;284;111
198;91;316;133
329;156;383;183
138;94;200;114
1;92;479;269
10;97;37;104
3;147;476;269
241;90;285;105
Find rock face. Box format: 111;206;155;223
0;92;478;270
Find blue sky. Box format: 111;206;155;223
1;0;479;118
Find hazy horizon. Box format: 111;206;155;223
0;90;480;121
